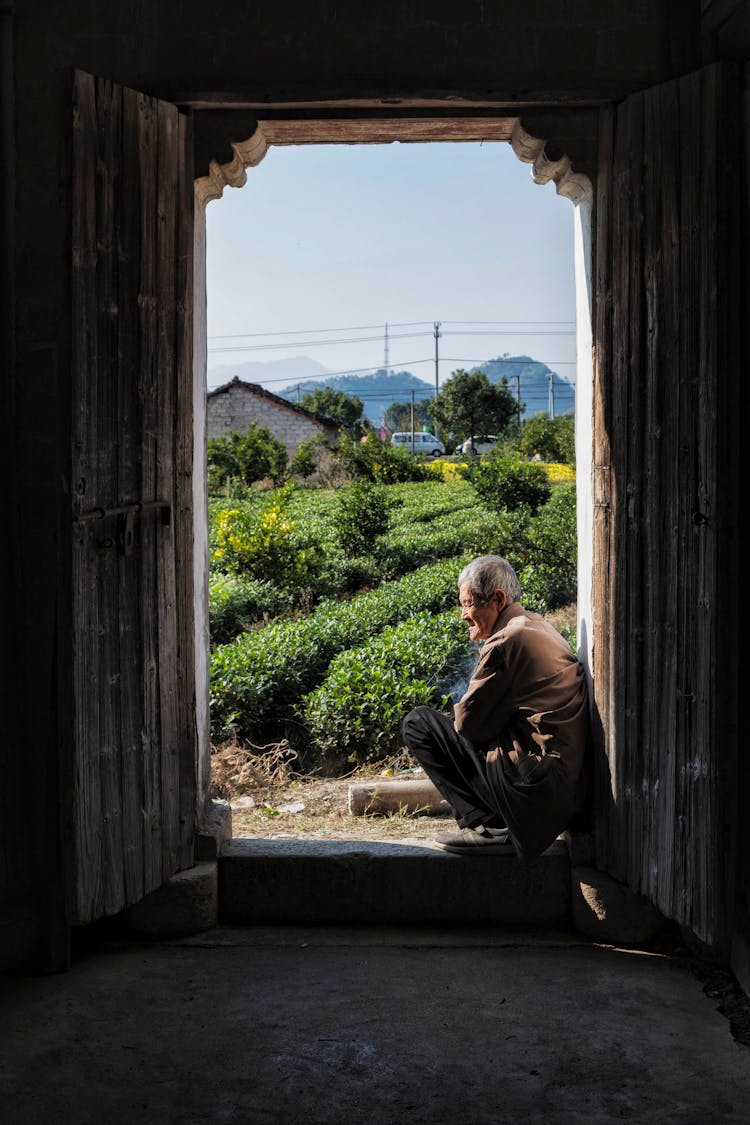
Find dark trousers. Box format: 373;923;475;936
401;706;506;830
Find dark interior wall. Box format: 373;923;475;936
0;0;25;915
20;1;687;107
702;0;750;59
2;0;704;955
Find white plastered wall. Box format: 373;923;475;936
573;199;594;680
193;203;211;812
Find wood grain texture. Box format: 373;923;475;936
593;63;740;945
176;109;199;868
70;72;196;925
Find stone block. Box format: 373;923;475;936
195;798;233;861
572;865;666;945
561;829;595;866
0;903;39;971
127;862;218;939
219;838;571;926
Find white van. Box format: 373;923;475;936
455;434;500;456
390;432;445;457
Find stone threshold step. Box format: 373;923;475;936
219;838;570;926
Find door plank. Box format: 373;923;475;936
118;85;147;906
71;72;103;920
155;97;181;874
94;78;126;917
594;63;740;944
70;72;196;924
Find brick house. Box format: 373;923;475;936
206;376;340;459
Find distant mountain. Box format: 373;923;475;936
280;368;434;427
210;355;575;427
207;355;330;390
469;355;575;419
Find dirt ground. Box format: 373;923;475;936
210;743;455;842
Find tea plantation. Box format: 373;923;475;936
208;462;577;773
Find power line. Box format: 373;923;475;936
208;330;435;353
443;320;575;325
207;318;575;341
208;320;434;341
339;387;576;401
442;356;576;365
210;323;382;340
448;330;575;337
208;329;575;354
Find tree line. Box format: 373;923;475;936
207;368;575;490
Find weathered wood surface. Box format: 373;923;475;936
176;110;198;872
592;63;740;945
348;779;448;817
69;72;196;925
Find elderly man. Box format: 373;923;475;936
402;554;589;859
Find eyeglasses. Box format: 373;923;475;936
456;595;487;611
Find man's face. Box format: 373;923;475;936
458;582;506;642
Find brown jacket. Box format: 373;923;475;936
453;602;589;860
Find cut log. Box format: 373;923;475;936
348;778;448;817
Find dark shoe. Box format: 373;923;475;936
433;825;515;855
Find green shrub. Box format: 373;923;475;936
516;483;578;610
469;452;551;514
299;387;364;436
301;611;470;771
333;480;393;556
518;413;576;464
207;425;288;489
211;482;323;590
290;435;329;479
333;433;430;483
208;573;293;646
557;623;578;652
483;484;577;613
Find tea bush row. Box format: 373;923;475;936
373;507;510;580
209;556;465;740
385;480;479;526
207;478;577;650
209;481;490;621
301;611;471;771
208;573;295;646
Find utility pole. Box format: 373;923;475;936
515;374;522;433
410;390;415;454
433;321;441;439
548;371;555;420
297;383;301;404
433;321;441;399
384;322;390;373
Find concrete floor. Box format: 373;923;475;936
1;926;749;1125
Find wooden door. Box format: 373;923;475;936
592;63;740;945
69;71;196;925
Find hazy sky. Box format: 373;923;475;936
205;141;576;392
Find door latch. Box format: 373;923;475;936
74;500;171;557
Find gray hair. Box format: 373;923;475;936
458;554;522;604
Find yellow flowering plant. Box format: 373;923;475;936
543;462;576;484
212;483;323;588
423;459;469;482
